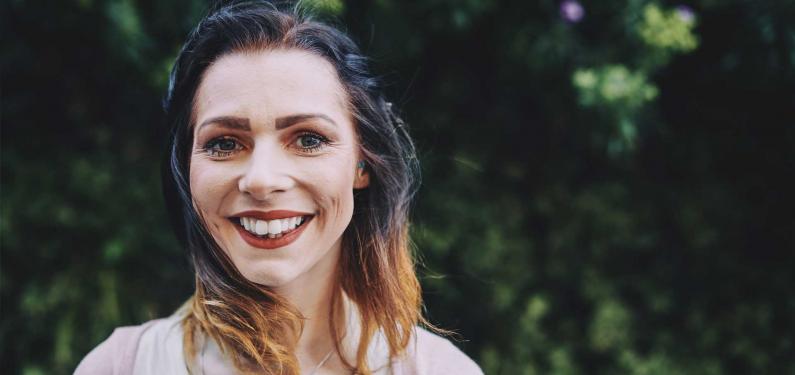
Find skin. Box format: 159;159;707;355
189;48;369;373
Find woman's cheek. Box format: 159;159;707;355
189;160;224;212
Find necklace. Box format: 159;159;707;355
198;339;336;375
306;348;335;375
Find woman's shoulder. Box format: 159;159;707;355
394;326;484;375
72;317;174;375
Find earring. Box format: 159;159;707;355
357;161;365;169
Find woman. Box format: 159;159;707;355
75;1;482;374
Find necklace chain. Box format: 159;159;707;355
199;338;336;375
306;348;335;375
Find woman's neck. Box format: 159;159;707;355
273;239;345;372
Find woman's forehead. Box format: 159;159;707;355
193;49;350;126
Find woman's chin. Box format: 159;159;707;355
239;265;298;288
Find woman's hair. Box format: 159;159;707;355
160;1;429;374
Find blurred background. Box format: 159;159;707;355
2;0;794;374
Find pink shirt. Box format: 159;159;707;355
74;311;483;375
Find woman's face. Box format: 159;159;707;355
189;49;368;288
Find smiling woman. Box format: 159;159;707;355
73;1;482;375
189;50;366;288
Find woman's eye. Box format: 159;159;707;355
202;137;242;158
295;132;330;153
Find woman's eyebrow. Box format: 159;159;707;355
196;113;337;132
275;113;338;130
197;116;251;132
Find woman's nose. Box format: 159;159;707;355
237;145;294;200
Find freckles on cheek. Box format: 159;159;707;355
326;174;355;221
189;161;232;250
304;165;344;219
189;159;227;214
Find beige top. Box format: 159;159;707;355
74;301;483;375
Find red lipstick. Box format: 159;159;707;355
232;210;313;220
230;210;314;250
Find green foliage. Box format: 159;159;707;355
573;66;658;109
570;3;699;153
301;0;345;15
589;298;632;352
638;4;698;54
3;0;794;374
572;64;657;150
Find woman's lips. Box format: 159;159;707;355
232;215;313;250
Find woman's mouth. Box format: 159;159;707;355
229;215;313;250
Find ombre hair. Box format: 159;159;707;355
160;1;432;374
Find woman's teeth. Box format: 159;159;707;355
239;216;305;238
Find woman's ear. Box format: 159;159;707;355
354;160;370;189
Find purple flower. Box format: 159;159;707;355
675;5;695;23
560;0;585;23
